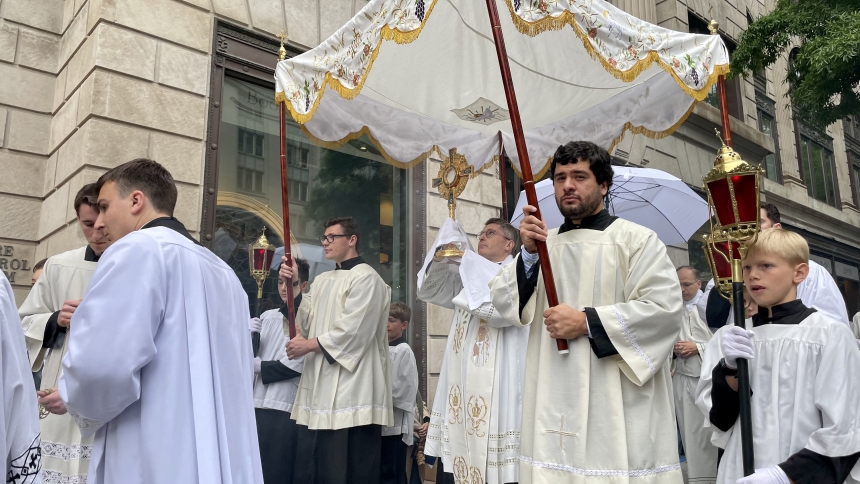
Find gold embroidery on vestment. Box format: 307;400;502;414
448;385;463;424
453;456;469;484
466;395;488;437
470;319;492;366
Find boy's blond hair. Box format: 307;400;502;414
744;228;809;266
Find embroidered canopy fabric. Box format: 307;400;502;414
275;0;729;177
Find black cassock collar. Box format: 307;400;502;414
141;217;200;245
389;336;407;347
752;299;816;327
84;245;101;262
280;293;303;318
337;256;366;270
558;209;617;234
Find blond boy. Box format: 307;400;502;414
696;229;860;484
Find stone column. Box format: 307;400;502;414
612;0;657;24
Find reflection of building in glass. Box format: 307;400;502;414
215;77;409;307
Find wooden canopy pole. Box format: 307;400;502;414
499;133;509;221
277;32;297;339
484;0;568;354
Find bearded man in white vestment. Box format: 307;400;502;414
672;266;717;484
58;158;263;484
489;141;684;484
2;272;41;484
419;217;527;484
284;216;392;484
19;183;109;484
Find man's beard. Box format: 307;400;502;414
557;191;603;220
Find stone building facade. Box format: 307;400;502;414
1;0;857;405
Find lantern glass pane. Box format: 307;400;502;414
707;178;736;225
731;174;758;224
253;248;266;271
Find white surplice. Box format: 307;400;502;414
672;291;716;484
490;218;684;484
253;308;305;413
58;226;263;484
18;246;96;483
292;262;393;430
703;259;849;326
383;340;418;445
2;272;42;484
696;311;860;484
420;218;528;484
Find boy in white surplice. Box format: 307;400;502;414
697;229;860;484
381;302;418;484
419;217;527;484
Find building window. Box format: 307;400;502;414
237;128;265;193
796;123;839;207
287;144;310;203
849;151;860;208
755;93;781;182
845;115;860;141
689;12;743;120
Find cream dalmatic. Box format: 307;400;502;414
292;262;393;429
58;226;263;484
18;246;97;483
420;218;528;484
490;216;684;484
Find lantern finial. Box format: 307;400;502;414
249;227;276;299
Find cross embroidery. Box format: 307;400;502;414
545;415;577;451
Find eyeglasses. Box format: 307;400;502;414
319;233;350;244
477;229;511;241
292;280;300;287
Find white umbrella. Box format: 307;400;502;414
509;166;708;246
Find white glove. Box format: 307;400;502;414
736;466;790;484
721;325;755;369
249;317;262;333
253;357;262;374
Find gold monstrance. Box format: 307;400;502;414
432;147;472;258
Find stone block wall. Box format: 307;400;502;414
0;0;372;304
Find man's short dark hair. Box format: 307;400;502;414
549;141;614;191
484;217;519;248
389;302;411;323
33;258;48;272
324;216;361;249
95;158;178;216
676;265;700;281
295;257;310;284
761;202;781;225
73;183;100;216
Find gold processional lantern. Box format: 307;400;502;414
702;130;764;301
249;227;276;302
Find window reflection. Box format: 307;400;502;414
215;76;409;315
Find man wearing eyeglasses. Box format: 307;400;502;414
672;266;717;484
280;216;392;484
419;217;527;484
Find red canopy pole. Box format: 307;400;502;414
276;38;297;340
484;0;568;354
716;76;733;148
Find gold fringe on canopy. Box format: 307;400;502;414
507;97;699;180
276;0;440;124
501;0;729;102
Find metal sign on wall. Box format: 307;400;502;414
0;244;34;285
835;261;860;281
